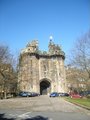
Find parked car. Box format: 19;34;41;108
79;91;90;96
19;91;32;97
19;91;40;97
58;93;69;97
70;94;82;98
6;94;13;99
58;93;63;96
49;92;59;97
63;93;69;97
31;92;40;97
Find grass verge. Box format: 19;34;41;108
64;97;90;110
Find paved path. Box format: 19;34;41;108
0;95;90;120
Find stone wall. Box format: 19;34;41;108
18;40;66;94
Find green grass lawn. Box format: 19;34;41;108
65;97;90;108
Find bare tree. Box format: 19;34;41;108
0;44;17;99
68;31;90;90
66;65;88;92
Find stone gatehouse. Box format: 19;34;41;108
18;38;67;95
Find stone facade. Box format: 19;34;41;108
18;38;67;94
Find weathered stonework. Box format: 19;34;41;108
18;38;67;94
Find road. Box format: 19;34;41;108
0;95;90;120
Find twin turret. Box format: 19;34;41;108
48;36;62;55
20;37;65;58
21;40;39;54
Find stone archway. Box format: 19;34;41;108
40;79;51;95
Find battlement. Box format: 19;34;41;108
20;39;65;59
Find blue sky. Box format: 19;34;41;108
0;0;90;58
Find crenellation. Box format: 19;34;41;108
18;39;67;94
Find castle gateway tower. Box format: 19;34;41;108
18;38;66;95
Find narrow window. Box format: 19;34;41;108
44;65;46;71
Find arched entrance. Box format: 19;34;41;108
40;79;51;95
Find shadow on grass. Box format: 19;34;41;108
0;114;15;120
